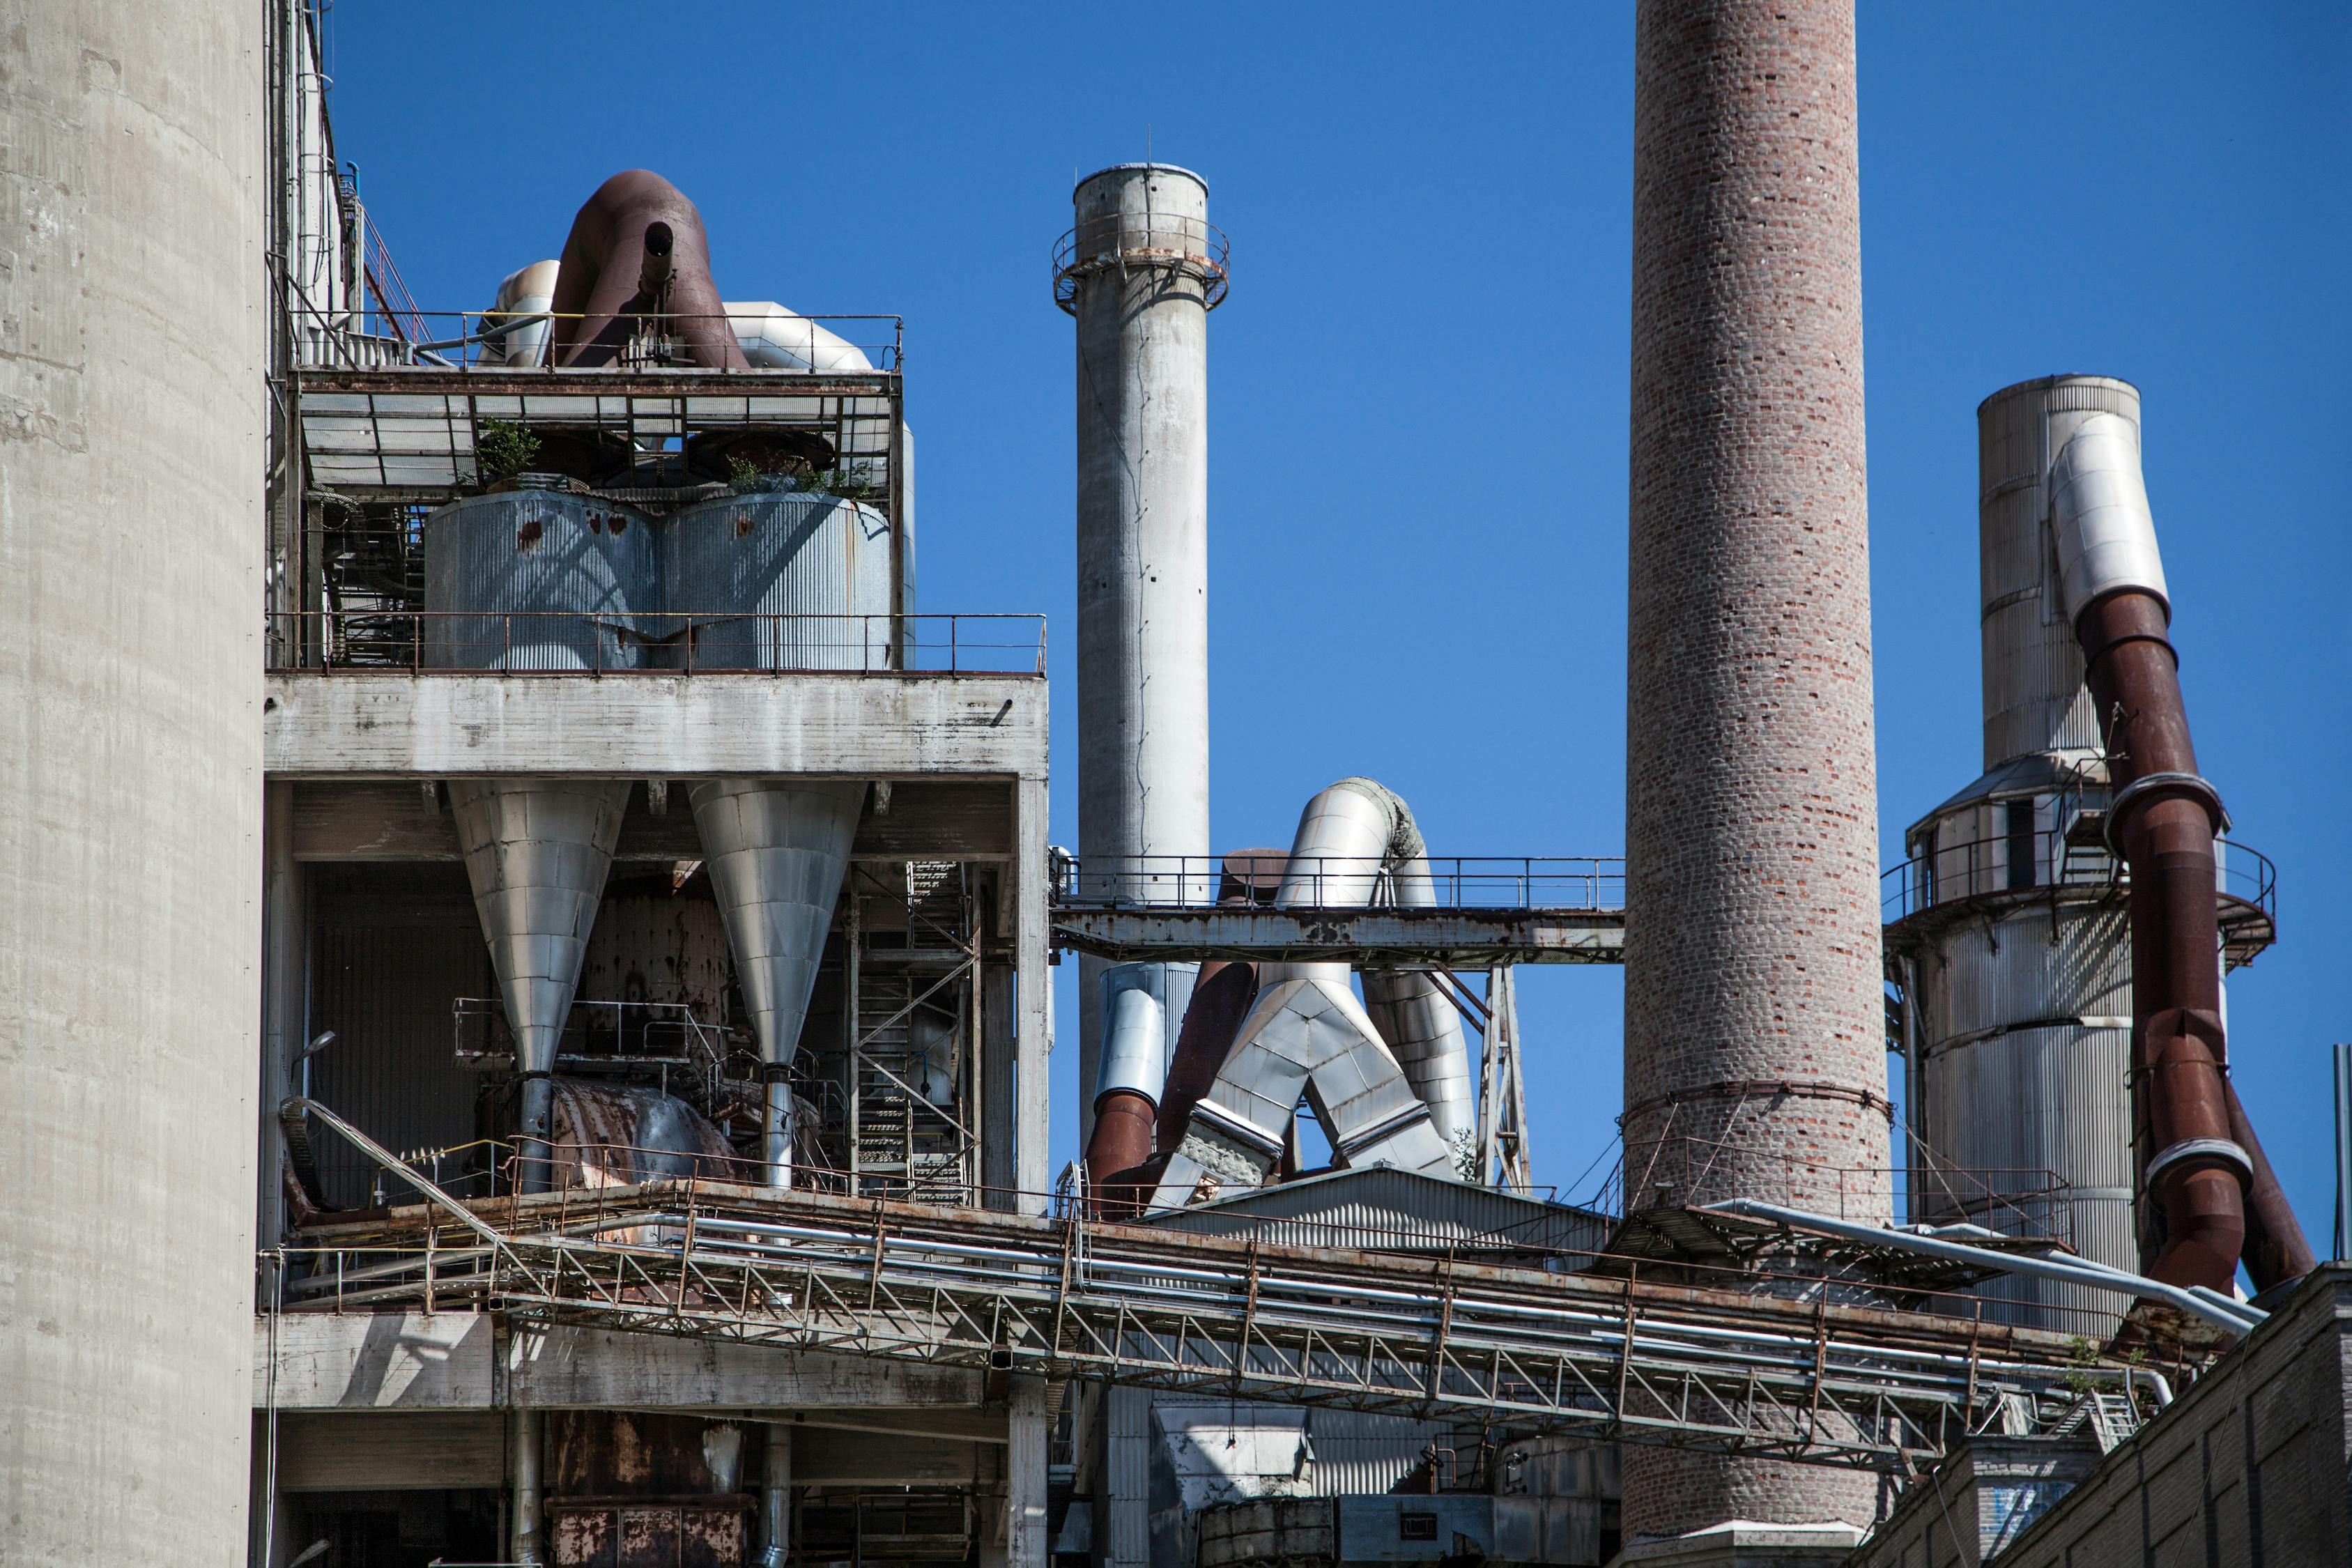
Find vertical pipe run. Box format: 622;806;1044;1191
509;1408;546;1565
1063;164;1219;1147
756;1422;792;1568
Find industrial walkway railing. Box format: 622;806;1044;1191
268;1101;2171;1477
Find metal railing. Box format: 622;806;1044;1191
263;1099;2179;1473
1880;827;2274;925
293;309;904;374
1051;854;1624;910
1052;215;1230;312
267;610;1047;676
1594;1137;2077;1251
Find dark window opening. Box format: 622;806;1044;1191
2006;801;2038;891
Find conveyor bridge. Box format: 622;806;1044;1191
272;1103;2165;1477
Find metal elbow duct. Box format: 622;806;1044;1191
482;260;560;367
1085;962;1195;1200
2050;412;2311;1294
1282;780;1477;1171
548;170;748;370
725;302;876;373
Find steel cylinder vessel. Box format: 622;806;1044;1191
661;489;893;670
1066;164;1218;1144
0;6;265;1563
423;489;657;670
1620;0;1886;1539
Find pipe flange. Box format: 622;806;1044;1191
1189;1099;1286;1161
1331;1102;1436;1162
2103;770;2229;851
2144;1137;2252;1187
760;1062;795;1084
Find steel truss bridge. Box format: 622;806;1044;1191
272;1104;2165;1477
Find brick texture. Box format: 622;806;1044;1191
1620;0;1889;1539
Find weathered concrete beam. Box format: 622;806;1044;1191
1052;905;1627;967
289;778;1015;862
263;672;1045;779
254;1312;987;1411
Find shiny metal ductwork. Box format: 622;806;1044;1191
691;781;865;1187
1085;960;1198;1206
481;259;560;367
2050;410;2314;1296
1282;779;1477;1171
1149;783;1461;1207
451;778;631;1191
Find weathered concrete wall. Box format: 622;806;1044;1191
1844;1437;2102;1567
0;6;265;1565
1619;0;1884;1539
1985;1266;2352;1567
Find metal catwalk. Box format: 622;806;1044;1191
269;1102;2168;1476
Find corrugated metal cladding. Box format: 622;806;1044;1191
308;866;493;1207
422;491;657;670
1146;1166;1608;1263
661;491;893;671
1148;1401;1447;1504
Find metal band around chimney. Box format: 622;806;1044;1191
2103;770;2228;851
1622;1079;1897;1126
2144;1137;2253;1187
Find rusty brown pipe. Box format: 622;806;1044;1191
1154;850;1290;1153
1084;1093;1160;1219
2224;1076;2319;1292
2077;590;2246;1291
549;170;747;370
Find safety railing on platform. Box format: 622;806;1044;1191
266;610;1047;676
1880;827;2273;925
1051;854;1624;910
293;310;904;374
262;1098;2189;1476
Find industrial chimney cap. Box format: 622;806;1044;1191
1073;162;1208;199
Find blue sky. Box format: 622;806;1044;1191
322;4;2351;1245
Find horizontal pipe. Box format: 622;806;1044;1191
1700;1198;2261;1336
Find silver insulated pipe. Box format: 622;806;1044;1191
451;778;631;1192
1149;781;1461;1206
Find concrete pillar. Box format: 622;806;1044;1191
0;6;266;1567
260;782;307;1254
1621;0;1886;1539
1015;776;1054;1213
1006;1376;1052;1568
1062;164;1220;1146
756;1421;792;1568
509;1408;546;1565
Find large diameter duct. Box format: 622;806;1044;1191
2048;411;2315;1293
0;6;262;1563
1086;962;1198;1209
1063;164;1220;1146
1621;0;1885;1539
691;781;865;1185
1156;850;1291;1151
452;780;631;1189
1149;785;1461;1207
550;170;748;369
482;260;561;367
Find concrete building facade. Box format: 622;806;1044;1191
0;6;266;1565
1620;0;1889;1540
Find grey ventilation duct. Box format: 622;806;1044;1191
451;778;630;1191
1148;780;1463;1206
690;780;864;1186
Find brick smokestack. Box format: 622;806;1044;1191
1621;0;1888;1539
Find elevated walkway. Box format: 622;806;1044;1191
268;1105;2171;1479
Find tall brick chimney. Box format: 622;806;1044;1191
1621;0;1889;1539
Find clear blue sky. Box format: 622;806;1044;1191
323;3;2351;1247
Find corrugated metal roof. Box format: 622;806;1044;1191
1144;1165;1607;1264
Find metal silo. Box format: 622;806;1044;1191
666;487;888;1184
662;489;893;671
1887;376;2147;1332
424;486;654;1185
423;488;657;670
1;6;263;1562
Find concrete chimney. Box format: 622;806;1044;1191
1621;0;1888;1540
1059;164;1225;1145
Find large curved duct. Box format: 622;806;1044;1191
549;169;748;370
1148;785;1462;1206
2050;413;2312;1296
1155;850;1290;1153
690;781;865;1186
726;302;875;372
1084;961;1197;1209
450;779;631;1191
1282;780;1477;1169
482;259;560;367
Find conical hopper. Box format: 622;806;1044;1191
689;779;865;1184
451;778;629;1186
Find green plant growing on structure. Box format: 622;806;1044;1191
820;461;877;500
473;418;540;482
2060;1337;2102;1399
725;454;762;495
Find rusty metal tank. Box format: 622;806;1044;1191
423;486;657;670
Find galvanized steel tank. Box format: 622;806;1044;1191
1889;376;2150;1332
661;488;893;670
422;488;657;670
